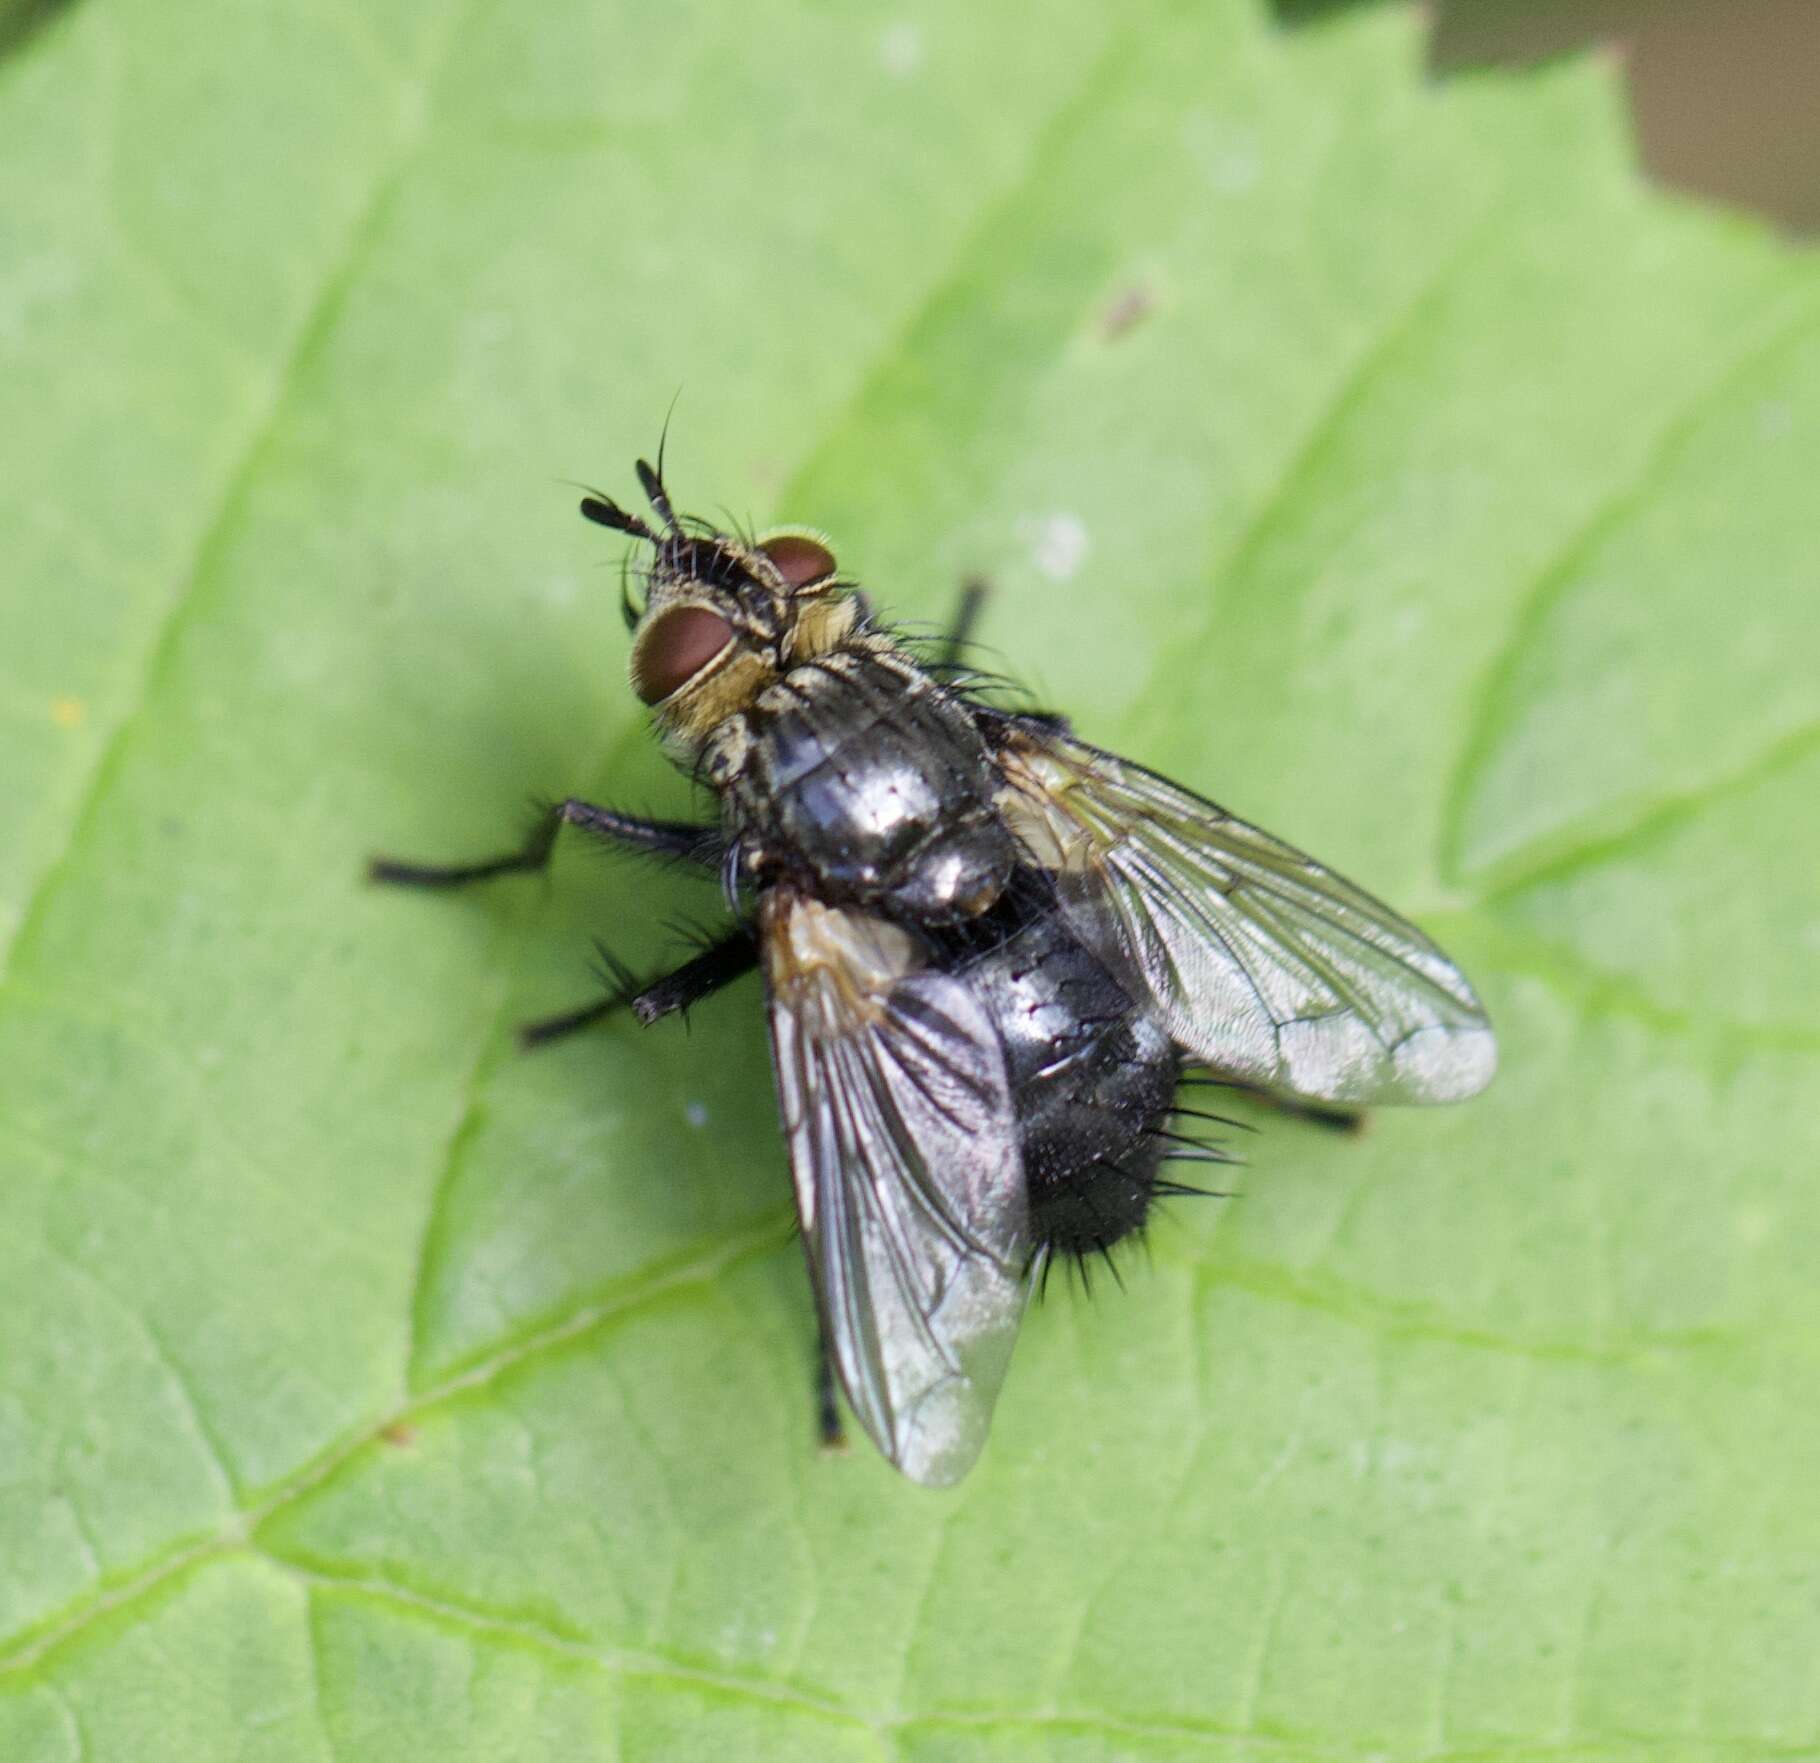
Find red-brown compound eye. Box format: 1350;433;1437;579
632;606;735;704
758;532;837;588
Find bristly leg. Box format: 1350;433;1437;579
369;797;721;888
516;938;641;1049
517;927;758;1049
628;929;758;1027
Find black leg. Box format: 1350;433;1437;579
815;1327;847;1453
369;798;719;889
937;577;989;673
517;993;624;1049
628;929;758;1027
1179;1073;1364;1134
1268;1098;1365;1134
516;927;758;1049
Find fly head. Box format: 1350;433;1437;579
580;456;855;759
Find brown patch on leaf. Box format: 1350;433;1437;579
1099;283;1157;342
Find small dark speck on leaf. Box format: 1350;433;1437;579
380;1421;419;1448
1099;283;1157;341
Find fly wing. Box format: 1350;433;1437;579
761;893;1030;1486
998;730;1495;1106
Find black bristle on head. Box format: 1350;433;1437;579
715;505;754;545
617;554;643;632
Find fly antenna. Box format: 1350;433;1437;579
575;482;659;545
636;456;681;535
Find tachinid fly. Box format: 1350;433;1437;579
371;455;1496;1486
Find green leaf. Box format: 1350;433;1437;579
4;0;1818;1756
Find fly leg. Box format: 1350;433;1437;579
815;1324;847;1454
936;577;989;673
516;926;757;1049
938;580;1082;733
1270;1098;1365;1133
369;798;719;888
1179;1072;1364;1134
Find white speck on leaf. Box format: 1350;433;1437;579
1757;399;1794;439
880;23;924;78
1021;512;1090;582
0;253;79;346
1183;112;1262;196
685;1101;708;1128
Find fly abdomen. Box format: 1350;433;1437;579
732;649;1015;922
957;894;1180;1261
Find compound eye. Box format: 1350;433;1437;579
632;606;734;704
758;532;837;589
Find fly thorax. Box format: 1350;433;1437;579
697;714;753;790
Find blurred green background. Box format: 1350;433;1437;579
2;1;1818;1759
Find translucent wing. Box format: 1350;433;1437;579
998;730;1496;1106
761;893;1030;1486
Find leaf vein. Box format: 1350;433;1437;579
263;1556;882;1744
1202;1253;1745;1367
1478;714;1820;903
0;0;475;994
1129;203;1506;732
1438;285;1820;887
0;1211;789;1676
36;1239;239;1505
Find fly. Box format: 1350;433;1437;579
370;454;1496;1486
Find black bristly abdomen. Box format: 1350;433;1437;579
730;649;1016;923
955;888;1180;1261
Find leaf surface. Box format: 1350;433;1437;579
3;0;1819;1756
